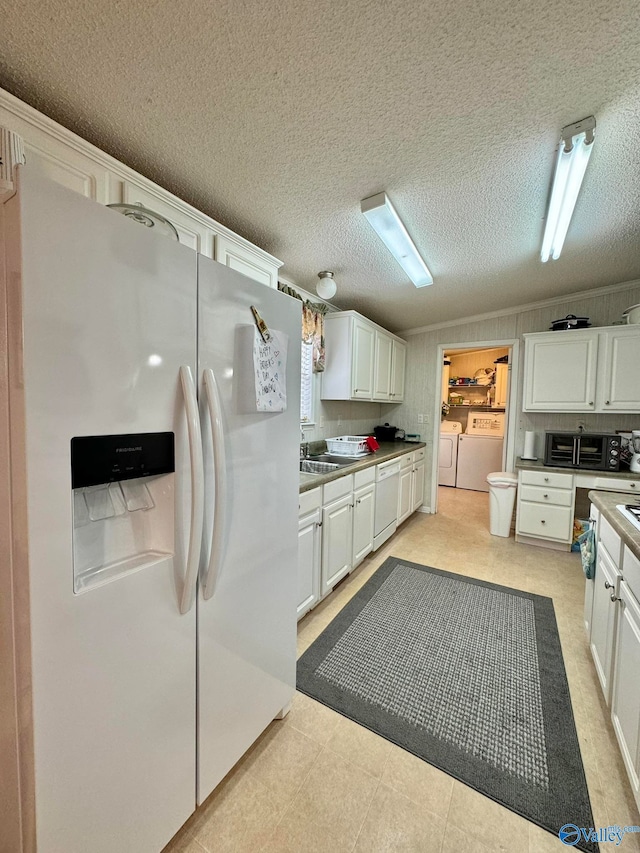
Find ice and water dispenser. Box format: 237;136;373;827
71;433;175;592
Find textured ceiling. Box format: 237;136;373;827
1;0;640;332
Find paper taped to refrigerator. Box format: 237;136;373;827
253;328;287;411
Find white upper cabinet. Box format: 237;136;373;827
373;331;393;401
523;330;598;412
215;234;279;289
522;326;640;413
322;311;406;402
0;87;282;285
121;180;214;256
597;326;640;412
391;339;406;402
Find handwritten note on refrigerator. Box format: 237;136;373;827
253;328;287;412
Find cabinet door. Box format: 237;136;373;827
321;494;353;595
598;328;640;412
373;332;393;401
352;483;375;568
215;234;279;289
494;362;509;407
123;180;213;254
412;461;425;511
523;332;598;411
611;582;640;810
352;320;375;399
390;339;406;402
590;547;620;704
24;141;110;203
298;509;321;620
397;466;413;525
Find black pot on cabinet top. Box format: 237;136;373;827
549;314;591;331
374;423;398;442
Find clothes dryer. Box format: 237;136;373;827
456;413;505;492
438;421;462;487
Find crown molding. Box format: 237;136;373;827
401;278;640;336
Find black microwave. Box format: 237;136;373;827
544;432;621;470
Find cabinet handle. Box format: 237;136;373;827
317;521;323;528
541;520;546;525
543;494;549;499
605;400;610;405
610;593;621;603
356;499;362;505
631;483;636;489
604;580;614;590
544;477;549;482
589;401;594;406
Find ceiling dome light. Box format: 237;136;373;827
316;270;337;300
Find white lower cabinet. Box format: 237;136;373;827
586;507;640;812
297;488;322;620
297;449;425;620
611;579;640;810
516;470;575;547
397;454;413;525
590;542;620;704
412;449;426;511
352;469;375;569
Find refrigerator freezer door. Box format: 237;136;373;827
196;256;301;803
12;169;198;852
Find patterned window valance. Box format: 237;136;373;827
278;282;328;372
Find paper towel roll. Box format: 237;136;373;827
523;431;537;460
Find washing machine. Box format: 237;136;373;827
456;412;505;492
438;421;462;487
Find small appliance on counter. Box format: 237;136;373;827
544;431;621;470
374;423;400;442
630;430;640;473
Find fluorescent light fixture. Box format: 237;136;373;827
361;192;433;287
541;116;595;262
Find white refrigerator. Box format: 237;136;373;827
0;159;301;852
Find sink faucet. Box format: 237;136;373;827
300;428;309;459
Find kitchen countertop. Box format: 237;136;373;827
516;458;640;480
588;490;640;562
299;441;426;493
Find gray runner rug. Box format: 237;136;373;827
297;557;598;852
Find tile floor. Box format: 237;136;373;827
165;487;640;853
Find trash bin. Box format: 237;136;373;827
486;472;518;537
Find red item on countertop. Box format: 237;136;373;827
366;435;380;452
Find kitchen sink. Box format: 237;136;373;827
300;459;341;475
307;454;358;466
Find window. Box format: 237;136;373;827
300;341;314;424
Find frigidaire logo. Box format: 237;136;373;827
116;446;142;453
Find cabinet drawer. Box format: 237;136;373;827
413;447;426;462
518;502;573;541
623;546;640;604
400;453;413;469
323;474;353;504
591;477;640;494
599;515;623;567
520;470;574;489
354;466;375;488
519;484;574;507
299;487;322;515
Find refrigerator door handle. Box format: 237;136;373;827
202;368;227;601
179;365;205;614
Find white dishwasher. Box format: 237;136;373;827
373;458;401;550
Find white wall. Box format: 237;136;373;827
394;281;640;508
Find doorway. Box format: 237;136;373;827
430;339;519;515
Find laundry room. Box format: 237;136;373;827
439;346;511;492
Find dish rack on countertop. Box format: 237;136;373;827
325;436;371;457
